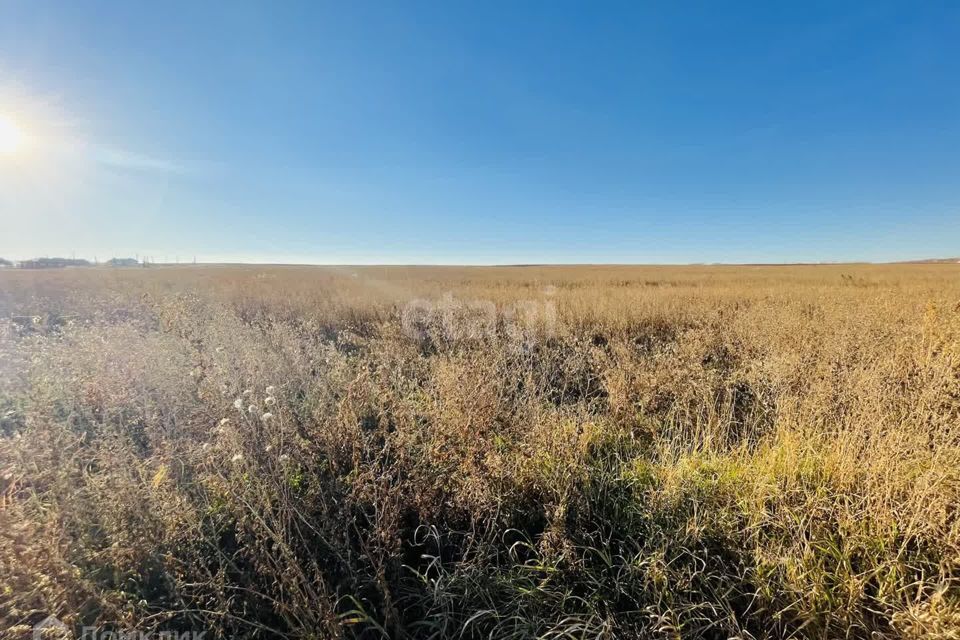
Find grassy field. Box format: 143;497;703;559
1;264;959;639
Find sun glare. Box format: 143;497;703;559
0;114;26;154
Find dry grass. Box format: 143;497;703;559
1;264;958;639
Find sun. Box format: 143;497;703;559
0;114;26;154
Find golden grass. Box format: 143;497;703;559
0;264;958;639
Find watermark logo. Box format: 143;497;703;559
79;631;205;640
28;615;206;640
401;289;558;347
33;615;69;640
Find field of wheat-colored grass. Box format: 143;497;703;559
1;264;958;639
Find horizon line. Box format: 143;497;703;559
3;257;959;268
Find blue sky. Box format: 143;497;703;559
1;1;958;264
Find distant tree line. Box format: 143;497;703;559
0;257;142;269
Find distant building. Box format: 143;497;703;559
18;257;92;269
106;257;139;267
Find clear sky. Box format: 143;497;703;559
1;1;958;264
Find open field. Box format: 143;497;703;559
1;264;959;639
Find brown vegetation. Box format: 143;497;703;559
1;264;958;638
